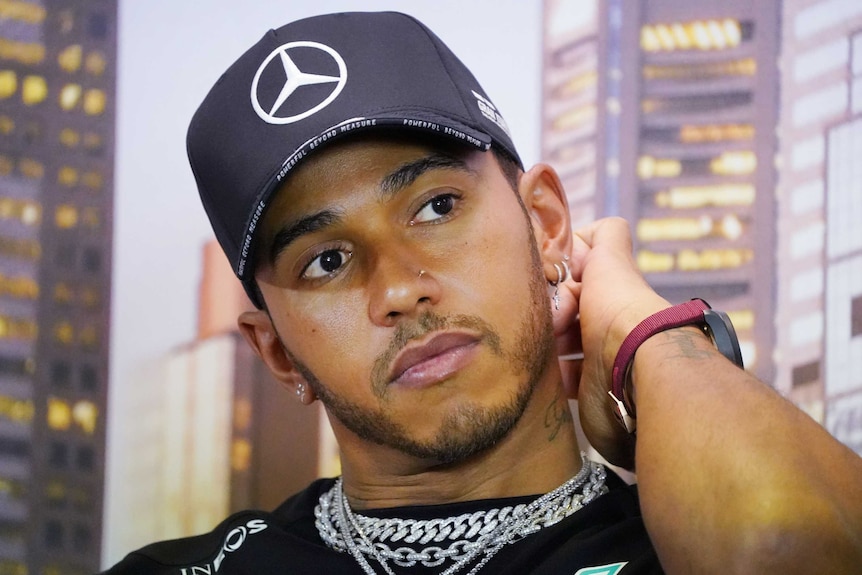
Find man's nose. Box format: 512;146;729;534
367;251;440;327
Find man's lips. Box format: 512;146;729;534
388;332;481;388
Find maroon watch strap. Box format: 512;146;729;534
609;298;711;433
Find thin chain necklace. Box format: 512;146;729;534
314;455;607;575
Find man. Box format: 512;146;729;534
105;11;862;574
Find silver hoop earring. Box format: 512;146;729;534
551;263;564;310
296;384;304;398
560;260;570;282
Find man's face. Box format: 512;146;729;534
254;137;555;465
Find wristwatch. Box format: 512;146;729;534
609;298;744;434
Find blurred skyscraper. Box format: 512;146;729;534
0;0;116;573
777;0;862;455
541;0;780;383
103;240;340;567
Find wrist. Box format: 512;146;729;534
608;299;744;434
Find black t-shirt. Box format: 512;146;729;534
103;470;662;574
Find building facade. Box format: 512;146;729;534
777;0;862;454
0;1;116;573
542;0;780;383
103;240;340;566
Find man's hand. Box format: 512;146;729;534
557;217;668;469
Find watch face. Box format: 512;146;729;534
702;309;744;369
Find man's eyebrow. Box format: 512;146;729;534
267;210;342;266
379;153;475;199
265;152;473;265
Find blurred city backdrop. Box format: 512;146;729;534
0;0;859;573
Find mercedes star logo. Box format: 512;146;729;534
250;41;347;125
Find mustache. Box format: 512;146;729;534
370;312;502;397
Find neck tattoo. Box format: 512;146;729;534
314;454;608;575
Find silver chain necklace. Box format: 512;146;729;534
314;455;608;575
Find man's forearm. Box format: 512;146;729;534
631;326;862;574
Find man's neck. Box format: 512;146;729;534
336;382;583;510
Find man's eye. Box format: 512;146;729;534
411;193;458;224
302;248;352;280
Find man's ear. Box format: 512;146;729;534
237;309;316;404
518;163;572;273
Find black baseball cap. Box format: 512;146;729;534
187;11;523;307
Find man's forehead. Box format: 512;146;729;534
266;135;483;219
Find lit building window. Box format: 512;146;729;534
82;170;103;190
21;75;47;105
53;282;73;303
0;273;38;299
55;204;78;228
0;394;34;424
638;155;681;179
231;438;252;471
0;115;14;134
710;151;756;175
70;485;92;510
47;397;72;430
551;105;597;132
677;248;754;271
0;38;46;65
0;70;16;99
639;216;714;241
57;166;78;186
643;92;752;115
57;8;74;34
0;197;41;225
638;214;745;242
637;250;675;273
643;59;756;81
641;19;744;52
80;286;99;308
79;325;98;347
0;236;41;260
46;481;67;506
59;83;82;110
553;71;597;98
679;123;754;143
83;132;102;151
19;157;44;179
727;309;755;331
20;202;39;225
59;128;80;147
0;476;27;501
654;184;755;209
57;44;82;72
53;321;74;344
0;315;37;340
73;400;98;434
0;1;46;23
81;207;99;229
83;88;106;115
85;51;106;76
